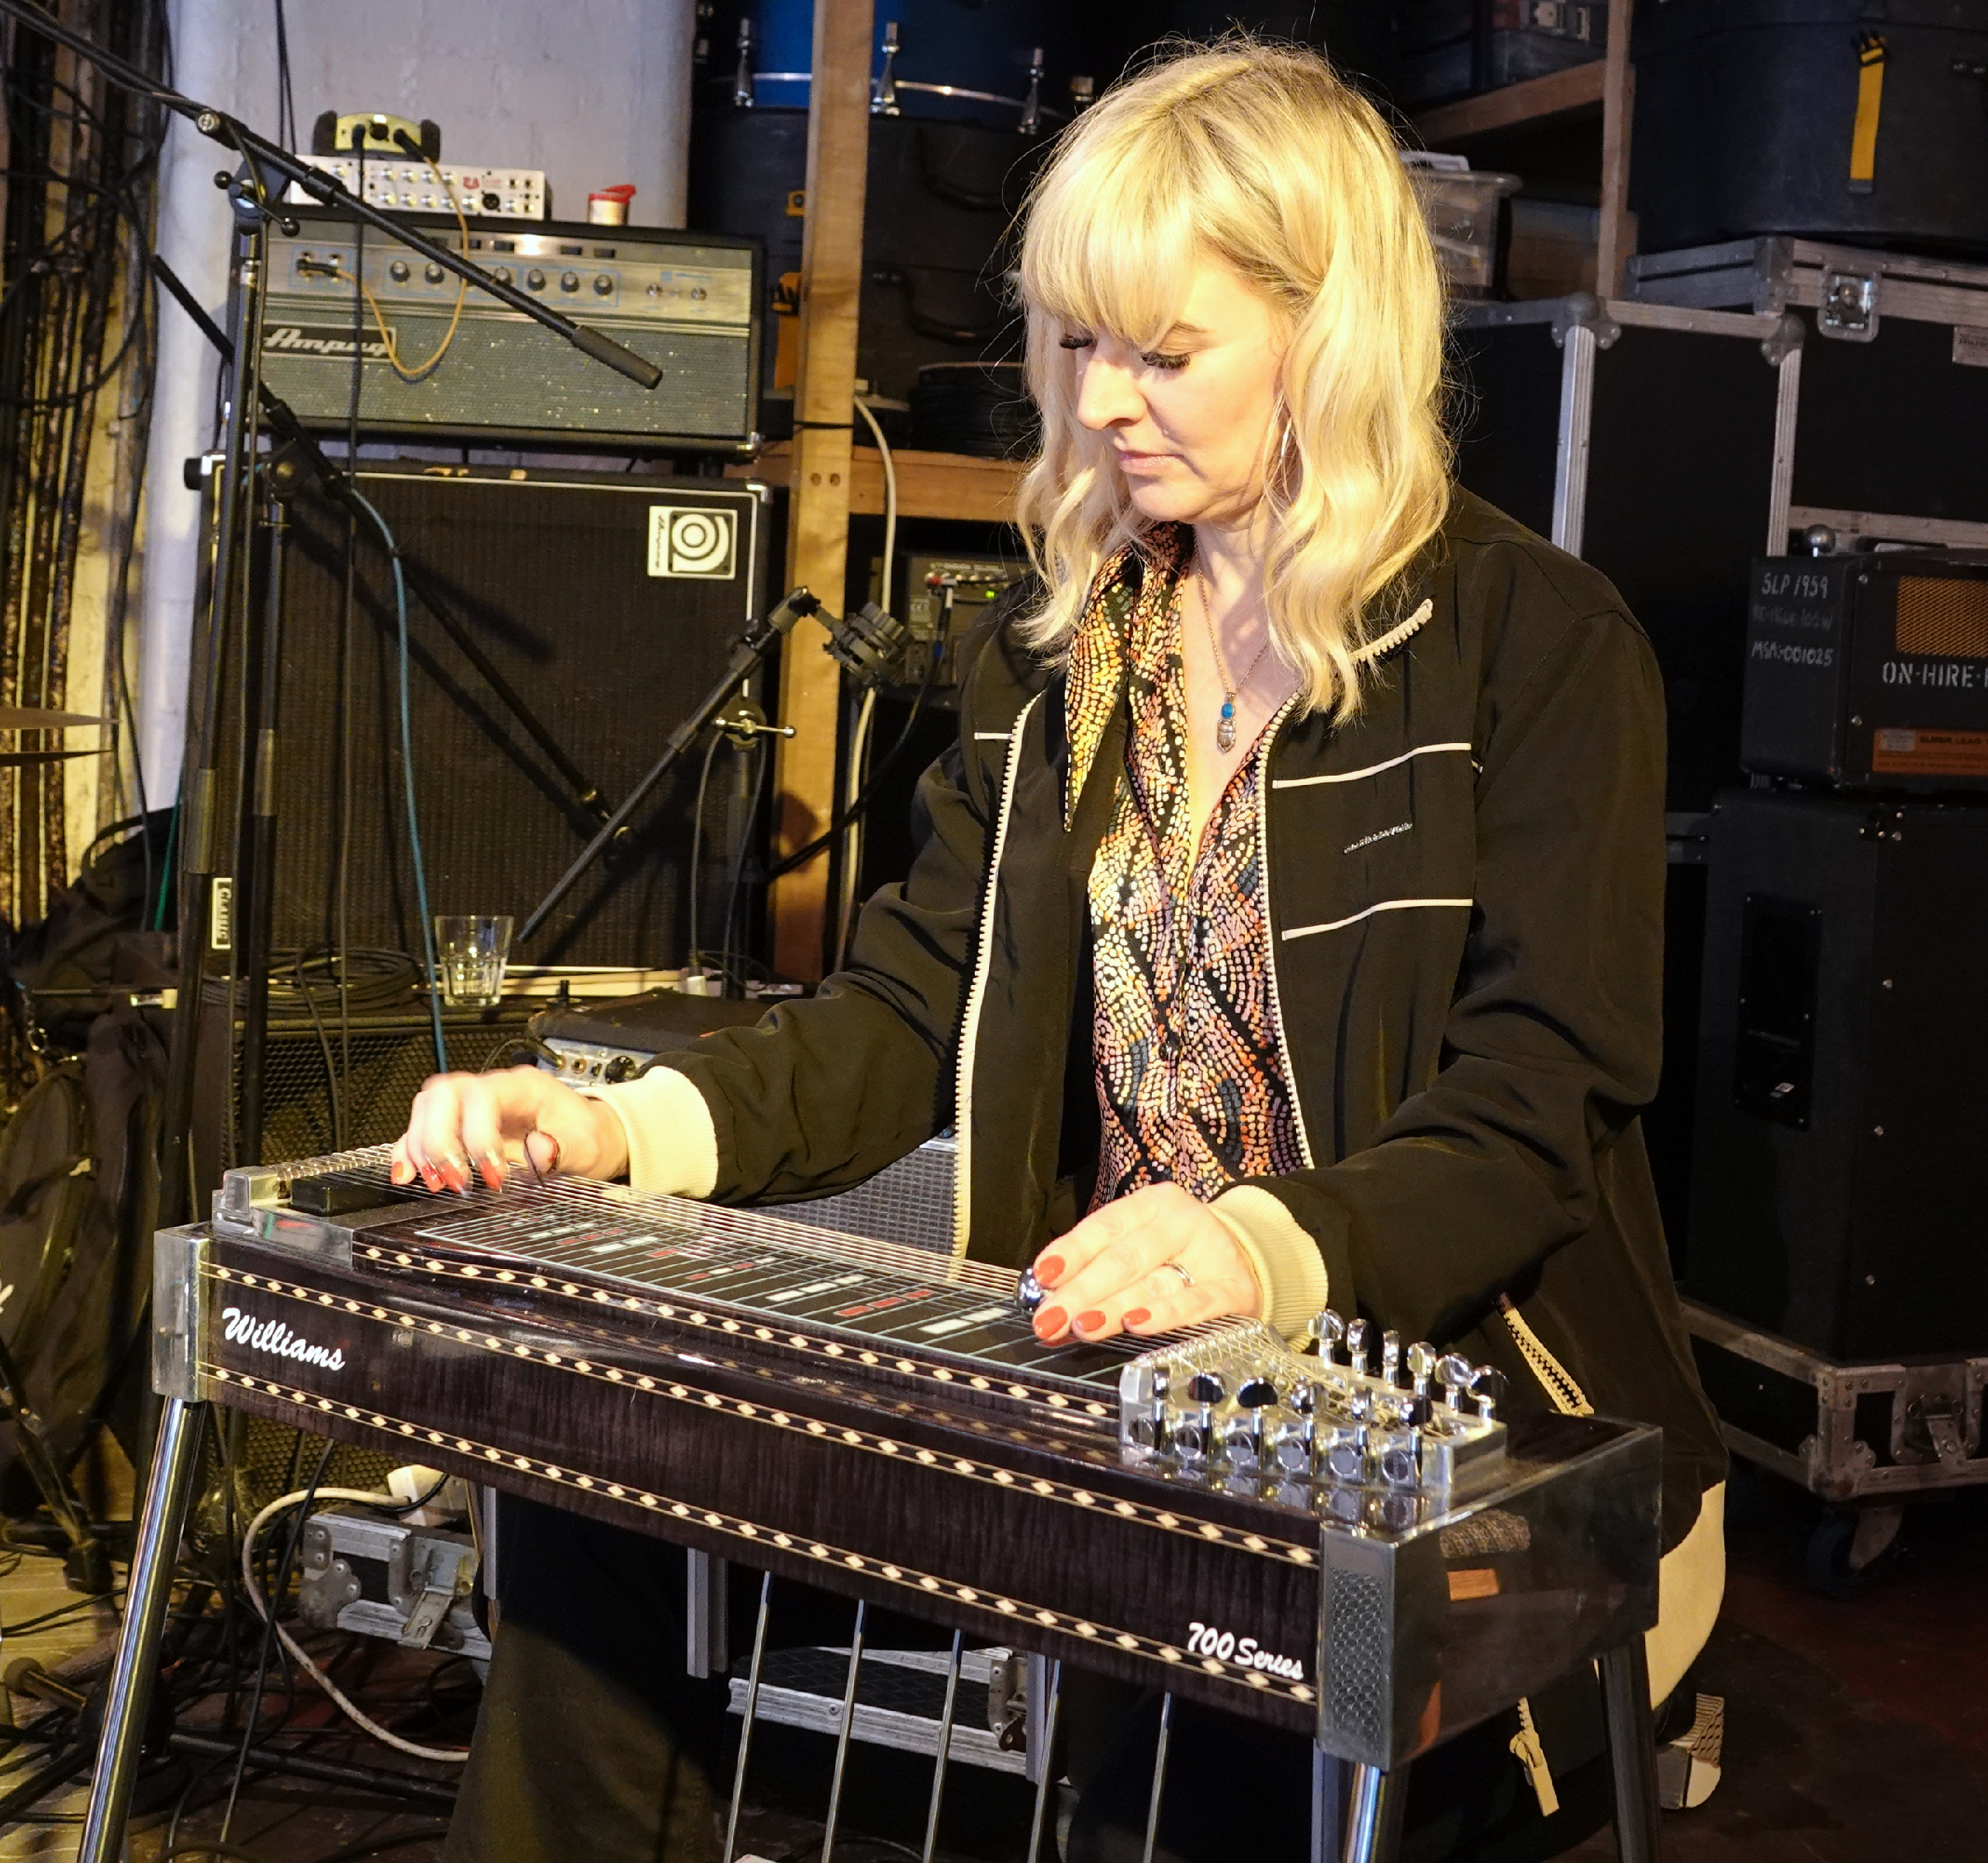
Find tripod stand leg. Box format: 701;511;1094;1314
76;1395;209;1863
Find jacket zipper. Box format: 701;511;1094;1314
1499;1294;1595;1416
953;693;1046;1256
1255;694;1315;1169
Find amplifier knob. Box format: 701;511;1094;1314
602;1055;638;1084
527;268;546;290
593;273;614;296
425;262;446;285
560;270;581;292
493;266;513;286
388;259;410;283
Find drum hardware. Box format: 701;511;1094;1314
872;23;1053;135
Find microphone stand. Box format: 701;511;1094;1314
517;591;818;946
0;2;674;1225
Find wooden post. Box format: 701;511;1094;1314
1596;0;1636;300
769;0;873;981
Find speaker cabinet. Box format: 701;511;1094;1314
191;999;538;1196
247;464;773;969
1685;787;1988;1357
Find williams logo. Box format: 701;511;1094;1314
264;323;391;363
223;1306;346;1372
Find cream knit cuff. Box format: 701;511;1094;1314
575;1066;719;1198
1208;1184;1329;1341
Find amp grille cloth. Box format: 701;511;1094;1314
1895;575;1988;658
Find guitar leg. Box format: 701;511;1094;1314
77;1395;211;1863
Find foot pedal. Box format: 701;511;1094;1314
1656;1692;1724;1810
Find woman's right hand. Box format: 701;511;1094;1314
390;1066;630;1192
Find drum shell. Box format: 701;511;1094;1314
1630;0;1988;257
687;108;1046;406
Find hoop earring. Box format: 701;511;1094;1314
1271;406;1298;496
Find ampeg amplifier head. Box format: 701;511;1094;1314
261;206;761;453
1742;551;1988;790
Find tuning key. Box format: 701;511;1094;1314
1470;1365;1509;1424
1316;1309;1346;1365
1407;1343;1437;1405
1437;1353;1473;1412
1346;1319;1372;1377
1229;1375;1279;1467
1381;1329;1402;1386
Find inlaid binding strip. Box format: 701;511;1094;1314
201;1358;1318;1710
204;1262;1315;1570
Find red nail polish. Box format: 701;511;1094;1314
1036;1254;1066;1287
1124;1308;1151;1329
1074;1309;1106;1335
1035;1306;1067;1337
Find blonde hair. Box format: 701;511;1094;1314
1015;40;1450;720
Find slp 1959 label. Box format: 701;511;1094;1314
1185;1621;1307;1682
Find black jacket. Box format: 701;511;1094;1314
662;489;1727;1550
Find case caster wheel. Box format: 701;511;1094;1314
1805;1505;1903;1599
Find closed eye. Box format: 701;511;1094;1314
1140;351;1190;372
1059;332;1094;351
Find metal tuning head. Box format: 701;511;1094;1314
1346;1318;1372;1377
1015;1267;1046;1316
1187;1370;1226;1408
1236;1376;1278;1412
1437;1353;1473;1412
1470;1365;1509;1424
1381;1329;1402;1386
1315;1308;1346;1365
1407;1342;1437;1399
1287;1379;1317;1418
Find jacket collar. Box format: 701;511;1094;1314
1056;530;1439;829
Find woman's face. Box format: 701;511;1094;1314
1062;255;1290;533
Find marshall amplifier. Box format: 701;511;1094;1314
1741;551;1988;790
260;207;761;454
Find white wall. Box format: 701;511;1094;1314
137;0;695;797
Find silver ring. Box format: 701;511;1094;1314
1161;1260;1195;1291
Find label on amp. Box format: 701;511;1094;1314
264;322;392;363
1870;726;1988;776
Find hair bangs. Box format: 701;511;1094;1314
1021;146;1195;351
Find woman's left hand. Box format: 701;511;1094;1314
1029;1184;1263;1343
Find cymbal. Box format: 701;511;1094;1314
0;748;109;766
0;706;105;730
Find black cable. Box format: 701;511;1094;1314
337;126;369;1108
293;949;345;1148
686;725;725;970
314;1829;450;1863
368;1470;451;1516
766;641;946;883
272;0;296;153
221;1438;334;1842
722;740;770;990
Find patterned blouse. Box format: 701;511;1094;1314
1067;534;1306;1209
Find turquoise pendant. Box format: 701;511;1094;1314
1216;698;1237;753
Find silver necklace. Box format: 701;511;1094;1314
1192;570;1272;753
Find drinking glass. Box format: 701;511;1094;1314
434;915;513;1007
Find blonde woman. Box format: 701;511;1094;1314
406;42;1725;1862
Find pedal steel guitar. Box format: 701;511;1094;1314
80;1148;1666;1863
